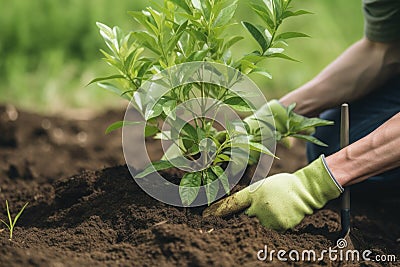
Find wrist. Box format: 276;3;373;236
320;154;344;192
324;151;354;186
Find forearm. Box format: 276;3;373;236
280;38;400;117
326;112;400;186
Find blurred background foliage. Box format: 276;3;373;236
0;0;363;114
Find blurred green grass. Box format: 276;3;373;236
0;0;363;114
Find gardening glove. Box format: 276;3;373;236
210;100;313;169
268;99;315;135
203;155;343;231
245;99;315;147
202;100;313;150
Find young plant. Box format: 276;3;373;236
90;0;332;206
0;200;29;240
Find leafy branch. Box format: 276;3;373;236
236;0;311;77
90;0;331;206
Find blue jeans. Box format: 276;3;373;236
307;76;400;185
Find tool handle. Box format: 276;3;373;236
340;104;349;149
341;208;351;236
340;104;351;234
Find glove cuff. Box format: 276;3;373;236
320;154;344;193
294;155;343;207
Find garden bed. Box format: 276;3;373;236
0;106;399;266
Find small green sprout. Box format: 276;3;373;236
1;200;29;240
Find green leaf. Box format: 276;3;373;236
213;153;230;164
97;22;117;52
187;28;207;43
182;121;198;140
275;32;310;41
105;121;142;134
248;142;277;158
251;118;275;132
230;141;278;158
213;3;237;27
224;36;244;50
96;22;113;39
196;126;206;140
223;97;255;112
187;49;209;61
286;102;297;114
264;28;273;43
176;19;189;35
272;0;283;18
239;59;258;74
146;7;162;29
291;134;328;147
250;3;275;30
186;142;199;155
294;117;334;132
199;0;212;20
0;219;9;229
225;119;241;136
267;53;299;62
130;11;159;35
250;68;272;79
135;160;175;178
6;200;12;227
265;48;284;56
241;21;268;52
167;20;188;53
87;75;125;86
211;166;230;195
145;125;159;137
170;0;192;13
136;61;152;81
12;202;29;227
179;172;202;206
154;131;171;140
162;100;177;118
130;31;160;55
204;169;219;205
190;0;201;10
98;82;131;101
282;9;313;19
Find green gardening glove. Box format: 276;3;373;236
244;99;289;134
244;99;316;149
270;99;302;133
203;155;343;231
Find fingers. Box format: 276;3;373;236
202;189;251;217
244;205;276;229
244;205;256;217
245;207;283;231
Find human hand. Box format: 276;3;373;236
203;155;343;231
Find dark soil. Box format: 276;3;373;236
0;105;399;266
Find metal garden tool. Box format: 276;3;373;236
339;104;354;248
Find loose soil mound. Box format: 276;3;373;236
0;106;399;266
